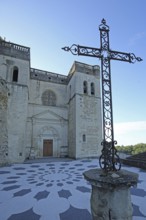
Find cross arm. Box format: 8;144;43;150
62;44;102;58
109;50;142;63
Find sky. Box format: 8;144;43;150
1;0;146;145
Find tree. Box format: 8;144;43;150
116;143;146;155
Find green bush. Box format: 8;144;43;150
116;143;146;155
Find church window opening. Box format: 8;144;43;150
91;82;95;95
83;134;86;142
12;66;18;82
69;85;71;99
83;81;88;94
42;90;56;106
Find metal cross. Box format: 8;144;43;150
62;19;142;172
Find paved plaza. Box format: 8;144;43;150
0;158;146;220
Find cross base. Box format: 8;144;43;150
83;168;138;220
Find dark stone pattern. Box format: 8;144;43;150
132;204;146;217
74;163;83;166
0;171;10;174
13;189;31;197
0;159;146;220
2;180;17;184
2;185;20;191
76;186;91;193
58;189;72;199
8;208;40;220
60;205;92;220
130;188;146;197
34;190;50;201
7;176;20;179
87;165;97;168
13;167;26;170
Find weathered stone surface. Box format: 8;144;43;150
0;39;102;163
68;62;102;158
83;169;138;220
83;169;138;188
0;77;8;165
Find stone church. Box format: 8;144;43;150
0;39;102;165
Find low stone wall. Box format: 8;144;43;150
122;152;146;170
122;159;146;170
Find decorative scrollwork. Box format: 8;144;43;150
110;51;143;63
62;44;78;55
130;53;143;63
79;47;88;55
99;140;121;171
62;45;102;58
78;46;101;58
102;57;110;67
110;51;131;62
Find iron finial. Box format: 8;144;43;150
102;18;106;25
99;18;109;31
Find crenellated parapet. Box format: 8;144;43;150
30;68;68;84
0;40;30;60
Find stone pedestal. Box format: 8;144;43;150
83;169;138;220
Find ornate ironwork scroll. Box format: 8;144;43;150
62;18;142;172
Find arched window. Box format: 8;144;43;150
83;81;88;94
91;82;95;95
83;134;86;142
42;90;56;106
12;66;18;82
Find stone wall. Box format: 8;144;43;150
0;50;30;163
26;78;68;158
68;62;102;158
68;97;76;157
0;39;102;163
76;94;102;158
0;77;8;165
30;68;67;84
7;84;29;163
0;40;30;60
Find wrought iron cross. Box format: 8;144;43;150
62;19;142;172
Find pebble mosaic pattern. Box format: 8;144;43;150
0;159;146;220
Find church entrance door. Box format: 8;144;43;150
43;139;53;156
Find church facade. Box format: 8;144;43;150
0;39;102;165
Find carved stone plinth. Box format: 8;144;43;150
83;169;138;220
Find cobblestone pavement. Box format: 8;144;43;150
0;158;146;220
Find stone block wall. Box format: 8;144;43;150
68;62;102;159
0;39;102;163
7;84;29;163
26;78;68;159
0;78;8;165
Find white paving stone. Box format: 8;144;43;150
0;159;145;220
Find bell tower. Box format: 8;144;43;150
0;39;30;163
67;61;102;158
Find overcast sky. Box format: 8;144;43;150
1;0;146;145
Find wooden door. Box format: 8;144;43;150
43;140;53;156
